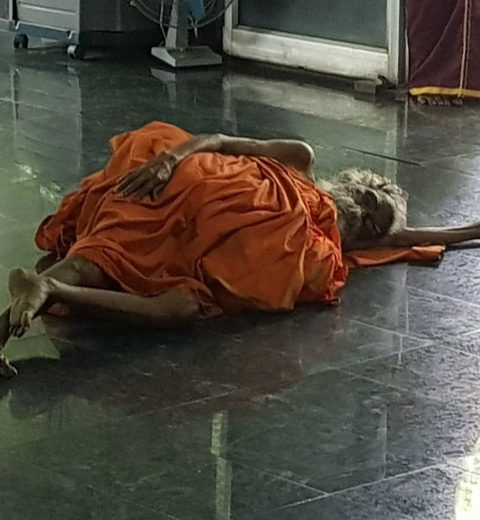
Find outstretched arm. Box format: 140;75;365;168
117;134;315;199
344;223;480;252
379;223;480;248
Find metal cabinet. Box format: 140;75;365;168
9;0;160;58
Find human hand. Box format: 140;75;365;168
116;152;178;200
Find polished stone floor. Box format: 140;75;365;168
1;31;480;520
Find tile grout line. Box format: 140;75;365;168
337;367;420;395
278;462;444;510
231;459;329;496
348;318;432;342
330;342;434;372
341;145;421;166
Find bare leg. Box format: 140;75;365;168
9;270;199;329
36;255;114;289
6;256;114;338
0;256;114;376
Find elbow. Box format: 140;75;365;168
211;133;225;152
196;133;223;153
304;143;316;166
298;143;315;173
298;143;316;181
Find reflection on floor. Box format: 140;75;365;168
1;31;480;520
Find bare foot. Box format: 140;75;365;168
415;95;463;107
8;268;53;338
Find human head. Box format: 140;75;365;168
322;169;408;250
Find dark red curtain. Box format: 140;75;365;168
406;0;480;97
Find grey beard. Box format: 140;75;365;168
317;180;363;250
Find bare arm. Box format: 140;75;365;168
356;223;480;250
166;134;315;180
118;134;315;199
382;224;480;248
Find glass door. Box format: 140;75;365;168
224;0;405;84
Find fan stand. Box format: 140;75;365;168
151;0;222;67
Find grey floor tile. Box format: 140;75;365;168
253;465;477;520
341;274;480;340
440;331;480;358
406;250;480;303
396;162;480;225
344;344;480;401
425;151;480;177
228;370;480;493
2;411;320;519
0;454;172;520
2;23;480;520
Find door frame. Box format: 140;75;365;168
224;0;405;84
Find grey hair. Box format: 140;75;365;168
336;168;408;232
318;169;409;248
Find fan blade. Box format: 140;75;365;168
185;0;205;20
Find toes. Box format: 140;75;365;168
8;275;49;333
9;302;33;337
8;318;16;333
21;310;33;330
14;311;34;338
10;307;25;338
13;326;24;339
9;324;20;338
11;297;34;321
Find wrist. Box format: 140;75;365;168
162;150;179;166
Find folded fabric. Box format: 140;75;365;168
35;122;442;317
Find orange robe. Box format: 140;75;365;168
35;122;444;318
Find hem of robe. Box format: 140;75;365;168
345;245;445;269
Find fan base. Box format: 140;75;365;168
151;46;222;68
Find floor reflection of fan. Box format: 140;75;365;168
129;0;235;67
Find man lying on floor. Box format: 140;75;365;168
0;121;478;377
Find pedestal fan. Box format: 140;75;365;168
129;0;236;67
